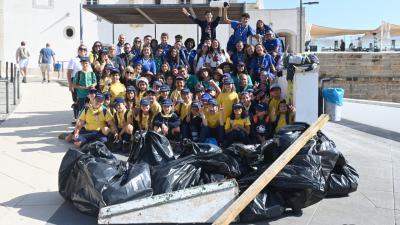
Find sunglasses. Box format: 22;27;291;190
95;45;101;47
126;71;134;74
79;48;87;51
135;40;142;43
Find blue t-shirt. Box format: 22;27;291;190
40;47;55;64
135;57;156;74
230;20;256;45
263;39;280;53
231;51;246;65
250;54;274;75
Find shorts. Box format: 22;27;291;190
40;64;52;73
19;58;29;68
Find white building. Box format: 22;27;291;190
0;0;302;70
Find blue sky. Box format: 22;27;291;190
252;0;399;29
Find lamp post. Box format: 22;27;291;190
299;1;319;52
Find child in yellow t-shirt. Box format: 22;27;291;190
174;88;192;121
217;78;239;122
204;98;224;145
224;102;251;146
273;100;295;133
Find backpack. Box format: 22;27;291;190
75;71;96;85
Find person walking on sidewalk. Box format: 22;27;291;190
38;43;56;83
16;41;31;83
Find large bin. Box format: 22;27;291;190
54;62;62;72
322;88;344;121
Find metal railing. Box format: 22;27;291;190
0;61;21;115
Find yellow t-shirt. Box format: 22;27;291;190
134;113;151;130
99;77;111;93
135;91;146;107
150;101;162;118
217;91;239;121
174;101;191;121
269;97;280;121
109;82;126;103
224;117;251;131
79;106;113;131
205;111;221;128
170;89;183;102
114;109;128;129
275;113;292;132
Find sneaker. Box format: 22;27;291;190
22;77;27;83
71;120;76;125
42;78;46;83
48;80;50;83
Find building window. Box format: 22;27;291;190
64;26;75;39
32;0;54;9
86;0;98;5
155;0;161;4
180;0;191;4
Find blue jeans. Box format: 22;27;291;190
77;97;86;116
224;130;249;146
181;123;208;143
203;126;224;145
77;129;107;146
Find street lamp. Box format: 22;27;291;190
299;0;319;52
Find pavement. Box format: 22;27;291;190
0;74;400;225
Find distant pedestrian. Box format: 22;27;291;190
38;43;56;83
357;38;362;51
340;39;345;52
16;41;31;83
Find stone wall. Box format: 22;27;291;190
317;53;400;102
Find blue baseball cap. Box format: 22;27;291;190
160;84;170;92
99;48;108;54
232;102;244;110
206;86;215;92
153;81;162;87
110;68;120;74
175;76;185;81
140;98;151;106
161;98;173;106
146;88;157;94
113;97;125;105
88;88;97;94
95;93;105;100
208;98;218;106
255;103;268;112
194;86;205;93
270;84;281;91
103;91;111;98
201;93;212;101
191;101;202;108
223;78;234;84
105;64;113;70
80;57;89;62
126;85;136;92
181;88;190;95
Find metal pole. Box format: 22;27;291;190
17;71;20;99
154;24;157;38
197;25;199;45
299;0;303;53
80;3;83;43
0;60;2;78
112;24;115;44
5;81;9;114
13;74;16;105
5;61;8;80
10;63;14;83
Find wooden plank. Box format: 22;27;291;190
212;114;330;225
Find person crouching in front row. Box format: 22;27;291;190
223;102;251;147
152;98;180;141
73;93;118;148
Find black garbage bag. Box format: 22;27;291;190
80;141;116;161
129;130;175;166
151;152;241;195
326;153;359;196
175;138;222;158
58;143;153;215
240;191;286;222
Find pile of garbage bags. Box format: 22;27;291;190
58;123;359;221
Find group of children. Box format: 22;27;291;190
63;6;295;151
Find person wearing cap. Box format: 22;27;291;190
135;77;149;106
152;80;162;94
269;84;282;121
224;102;251;146
251;103;273;143
111;97;131;152
204;98;225;145
87;88;98;106
200;93;212;111
206;86;217;98
109;68;126;103
103;91;112;111
217;77;239;122
174;88;192;121
143;71;156;85
212;68;224;87
158;84;170;102
193;85;205;101
145;89;162;117
181;101;208;142
73;93;118;148
73;56;97;114
272;99;295;133
170;76;185;103
152;98;180;140
128;98;153;132
134;46;156;75
125;85;136;111
99;64;113;92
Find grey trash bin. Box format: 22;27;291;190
322;88;344;121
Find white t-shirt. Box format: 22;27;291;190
67;56;92;79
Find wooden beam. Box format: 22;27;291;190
135;8;156;24
212;114;330;225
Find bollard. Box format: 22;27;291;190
5;61;8;80
5;81;9;114
13;74;16;105
0;60;2;79
10;62;14;82
17;71;20;99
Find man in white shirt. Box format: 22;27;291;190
15;41;31;83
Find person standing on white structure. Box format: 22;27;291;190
16;41;30;83
38;43;56;83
